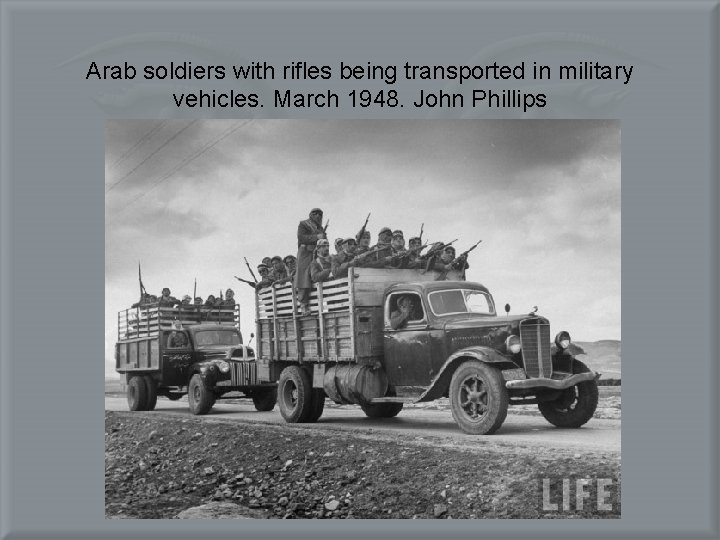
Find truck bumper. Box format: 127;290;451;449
505;371;599;390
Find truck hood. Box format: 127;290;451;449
197;345;255;361
441;314;546;331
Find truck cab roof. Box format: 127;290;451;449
385;280;490;296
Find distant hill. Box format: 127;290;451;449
575;340;621;379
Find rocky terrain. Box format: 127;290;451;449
106;410;621;519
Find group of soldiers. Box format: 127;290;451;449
132;287;237;309
291;208;477;315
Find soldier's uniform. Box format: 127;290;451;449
310;238;333;283
273;255;296;285
295;208;326;312
331;237;357;279
387;230;409;269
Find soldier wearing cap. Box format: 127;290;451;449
158;287;180;307
261;257;272;267
296;208;327;314
334;238;344;256
358;226;393;268
331;237;357;279
194;296;203;305
387;229;409;269
429;245;470;279
406;236;425;269
181;294;192;305
310;238;333;284
269;255;288;282
256;263;274;291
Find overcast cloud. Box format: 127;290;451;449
105;119;620;376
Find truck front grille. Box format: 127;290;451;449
519;319;552;378
231;361;258;386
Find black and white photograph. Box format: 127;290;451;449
105;119;621;519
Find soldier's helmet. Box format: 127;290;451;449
162;287;171;295
194;297;203;304
258;263;269;272
342;237;357;246
408;236;421;245
182;295;192;304
271;255;283;264
261;257;272;266
392;230;404;238
444;246;456;255
317;238;330;247
283;255;296;264
378;227;392;237
225;288;234;297
310;207;323;216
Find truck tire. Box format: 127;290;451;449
188;374;215;415
127;376;148;411
143;376;158;411
306;390;326;423
449;360;508;435
537;360;598;428
360;401;404;419
252;388;277;412
278;366;313;423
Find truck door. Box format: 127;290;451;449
383;292;433;386
161;330;193;386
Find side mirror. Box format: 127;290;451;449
504;304;511;315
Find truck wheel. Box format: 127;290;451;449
278;366;313;423
538;360;598;428
252;388;277;411
306;390;326;423
127;376;149;411
188;374;215;415
449;361;508;435
360;401;404;418
143;376;158;411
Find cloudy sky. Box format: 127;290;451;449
105;119;620;376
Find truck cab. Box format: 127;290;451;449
255;268;598;435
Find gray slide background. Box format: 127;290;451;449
1;1;717;538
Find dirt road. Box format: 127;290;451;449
105;396;620;454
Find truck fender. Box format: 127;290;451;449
417;346;519;402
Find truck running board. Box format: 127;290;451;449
368;397;416;404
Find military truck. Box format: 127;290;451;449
115;302;277;415
254;268;598;435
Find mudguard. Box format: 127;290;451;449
417;346;519;402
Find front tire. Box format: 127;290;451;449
278;366;313;423
252;388;277;412
127;376;148;411
188;374;215;415
538;360;598;428
449;361;508;435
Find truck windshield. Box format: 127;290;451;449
428;289;495;316
193;330;242;349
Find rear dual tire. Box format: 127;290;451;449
278;366;324;423
126;375;157;411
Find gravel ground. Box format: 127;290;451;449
105;410;621;519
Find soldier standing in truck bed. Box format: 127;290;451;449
310;238;333;284
406;236;424;269
295;208;326;314
158;287;180;307
284;255;297;283
331;237;357;278
387;230;409;269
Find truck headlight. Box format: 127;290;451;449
216;360;230;373
505;335;521;354
555;331;571;350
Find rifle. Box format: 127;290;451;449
452;240;482;264
234;275;255;285
193;278;197;301
322;219;330;235
421;239;458;274
138;262;148;301
356;212;371;241
244;257;258;282
354;244;383;262
419;223;424;243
